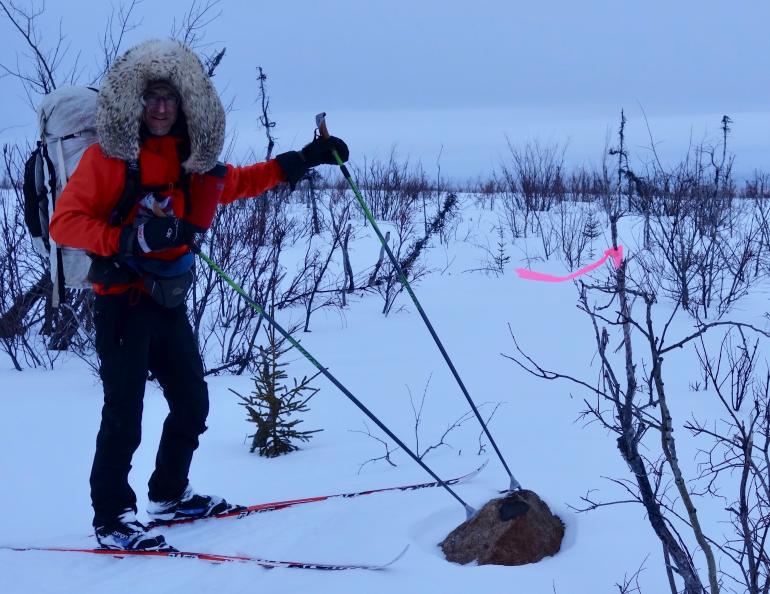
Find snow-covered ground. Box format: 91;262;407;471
1;196;764;593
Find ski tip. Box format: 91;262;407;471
382;545;410;568
464;459;489;479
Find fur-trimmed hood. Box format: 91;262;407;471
96;39;225;173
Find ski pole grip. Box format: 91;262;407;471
315;111;349;173
315;112;331;139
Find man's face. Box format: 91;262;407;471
142;84;179;136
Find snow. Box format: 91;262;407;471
0;197;759;593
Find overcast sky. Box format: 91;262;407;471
2;0;769;181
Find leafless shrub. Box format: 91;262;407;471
496;140;567;241
254;65;277;160
0;0;81;100
526;201;603;272
568;165;605;203
328;185;356;302
407;374;475;460
497;166;524;239
605;112;764;321
475;402;503;457
194;189;296;375
374;192;457;315
353;149;429;222
95;0;142;83
530;208;559;262
376;192;422;315
170;0;222;52
570;204;602;266
354;374;495;471
510;140;566;210
687;328;770;594
1;145;42;365
351;420;399;472
636;191;763;321
294;191;351;332
466;223;510;276
505;178;770;594
504;267;737;593
276;185;375;327
500;114;770;592
470;176;499;211
743;170;770;200
367;230;390;288
751;199;770;277
614;558;649;594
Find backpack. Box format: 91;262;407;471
24;86;99;308
23;85;227;309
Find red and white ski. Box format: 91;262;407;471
153;460;488;527
0;544;409;571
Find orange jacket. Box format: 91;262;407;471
49;135;286;294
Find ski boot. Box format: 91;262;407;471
148;484;244;523
95;509;173;551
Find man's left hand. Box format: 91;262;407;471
301;136;349;167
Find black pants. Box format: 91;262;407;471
90;291;208;527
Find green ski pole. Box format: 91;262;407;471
315;113;521;491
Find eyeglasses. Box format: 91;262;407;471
142;93;179;109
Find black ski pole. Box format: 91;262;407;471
315;113;521;491
194;247;477;519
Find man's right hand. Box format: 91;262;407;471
120;217;196;255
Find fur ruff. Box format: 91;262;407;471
96;39;225;173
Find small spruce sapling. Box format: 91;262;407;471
582;209;601;259
493;225;511;273
230;323;322;457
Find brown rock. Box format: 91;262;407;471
440;489;564;566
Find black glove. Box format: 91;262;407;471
301;135;349;167
275;136;350;191
119;217;196;256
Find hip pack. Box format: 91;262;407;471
123;253;196;309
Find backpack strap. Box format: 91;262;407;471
175;142;192;216
108;159;143;227
23;145;45;241
93;160;148;291
180;165;191;216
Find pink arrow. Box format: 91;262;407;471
516;245;624;282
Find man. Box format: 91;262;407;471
49;39;349;551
